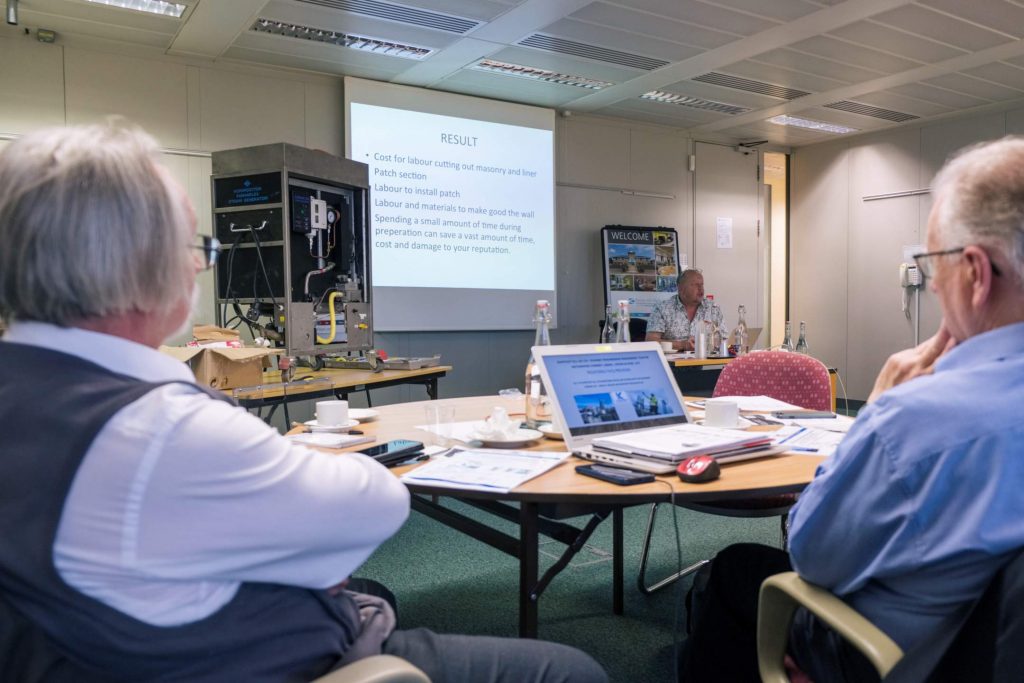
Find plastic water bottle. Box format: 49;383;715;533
524;300;553;428
795;321;809;354
601;304;616;343
781;321;795;352
615;300;631;343
731;305;749;356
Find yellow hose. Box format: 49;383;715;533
315;292;342;344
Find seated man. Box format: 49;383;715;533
0;123;606;683
645;268;722;351
680;136;1024;682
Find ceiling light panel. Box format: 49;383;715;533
471;60;613;90
767;115;858;134
83;0;185;17
640;91;750;115
251;18;433;59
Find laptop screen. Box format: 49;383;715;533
542;348;689;437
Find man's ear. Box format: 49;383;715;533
962;245;994;308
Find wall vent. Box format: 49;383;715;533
296;0;481;34
824;100;919;123
518;33;669;71
693;72;810;100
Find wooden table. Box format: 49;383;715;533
306;395;823;637
671;357;839;411
230;365;451;422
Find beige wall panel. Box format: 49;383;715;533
304;81;344;156
64;47;188;149
199;69;305;151
0;38;65;132
1006;107;1024;135
558;118;630;188
919;113;1005;187
628;129;688;196
789;141;850;392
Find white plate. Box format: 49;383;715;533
305;419;360;433
537;424;564;440
471;428;544;448
349;409;380;422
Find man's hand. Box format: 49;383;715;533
867;325;956;403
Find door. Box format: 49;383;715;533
693;141;765;335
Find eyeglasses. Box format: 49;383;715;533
192;235;220;270
912;246;1002;280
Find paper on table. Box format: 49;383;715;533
286;432;373;449
773;426;845;456
400;449;568;493
786;414;855;433
714;395;802;412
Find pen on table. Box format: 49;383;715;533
789;446;819;453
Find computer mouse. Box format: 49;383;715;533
677;455;721;483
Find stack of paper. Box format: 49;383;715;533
400;449;568;493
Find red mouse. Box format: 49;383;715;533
677;455;721;483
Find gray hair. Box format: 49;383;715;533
676;268;703;286
0;123;192;326
931;136;1024;283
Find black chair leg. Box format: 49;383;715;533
637;502;709;594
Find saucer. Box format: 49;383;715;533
471;429;544;448
349;408;380;422
537;424;564;440
305;418;360;433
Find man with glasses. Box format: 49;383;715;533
645;268;723;351
0;124;606;683
681;138;1024;682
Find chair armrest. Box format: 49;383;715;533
757;572;903;683
312;655;431;683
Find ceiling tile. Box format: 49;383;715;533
918;0;1024;39
536;18;705;62
437;69;588;107
396;0;522;23
599;104;710;129
702;0;822;23
222;46;406;79
787;35;923;73
888;82;991;108
960;62;1024;93
721;60;848;93
483;46;643;83
604;0;779;36
233;31;421;73
828;20;967;63
752;48;885;84
852;90;954;118
870;5;1013;52
663;79;786;109
615;98;738;124
922;72;1023;101
261;2;460;48
569;3;741;50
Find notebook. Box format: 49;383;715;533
531;342;778;474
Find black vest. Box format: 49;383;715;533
0;342;361;682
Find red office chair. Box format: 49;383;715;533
638;352;833;593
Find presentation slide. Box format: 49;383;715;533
350;103;554;291
344;77;556;331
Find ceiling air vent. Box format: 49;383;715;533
693;72;810;101
824;100;919;123
296;0;481;34
518;34;669;71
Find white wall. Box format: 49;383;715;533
791;107;1024;400
0;33;701;411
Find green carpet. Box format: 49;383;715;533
357;499;784;683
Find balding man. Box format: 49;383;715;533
680;137;1024;681
645;268;722;351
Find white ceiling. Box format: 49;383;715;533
12;0;1024;145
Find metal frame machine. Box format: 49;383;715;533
211;143;373;367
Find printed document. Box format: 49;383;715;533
400;449;567;493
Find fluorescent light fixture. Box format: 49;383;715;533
251;18;433;60
640;90;750;115
471;59;613;90
767;114;858;134
83;0;185;17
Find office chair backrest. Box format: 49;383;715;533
712;351;831;411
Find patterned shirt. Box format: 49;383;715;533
646;296;723;341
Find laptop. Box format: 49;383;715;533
532;342;776;474
729;326;763;349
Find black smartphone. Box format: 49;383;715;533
771;410;836;419
575;464;655;486
358;439;424;466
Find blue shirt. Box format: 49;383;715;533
788;322;1024;651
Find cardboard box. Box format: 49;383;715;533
160;345;276;390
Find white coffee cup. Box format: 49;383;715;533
316;400;349;426
660;341;675;353
704;399;740;428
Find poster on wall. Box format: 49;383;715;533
601;225;681;318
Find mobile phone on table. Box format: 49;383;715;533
771;410;836;419
575;464;655;486
358;439;424;466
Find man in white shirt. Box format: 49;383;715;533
0;123;605;683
